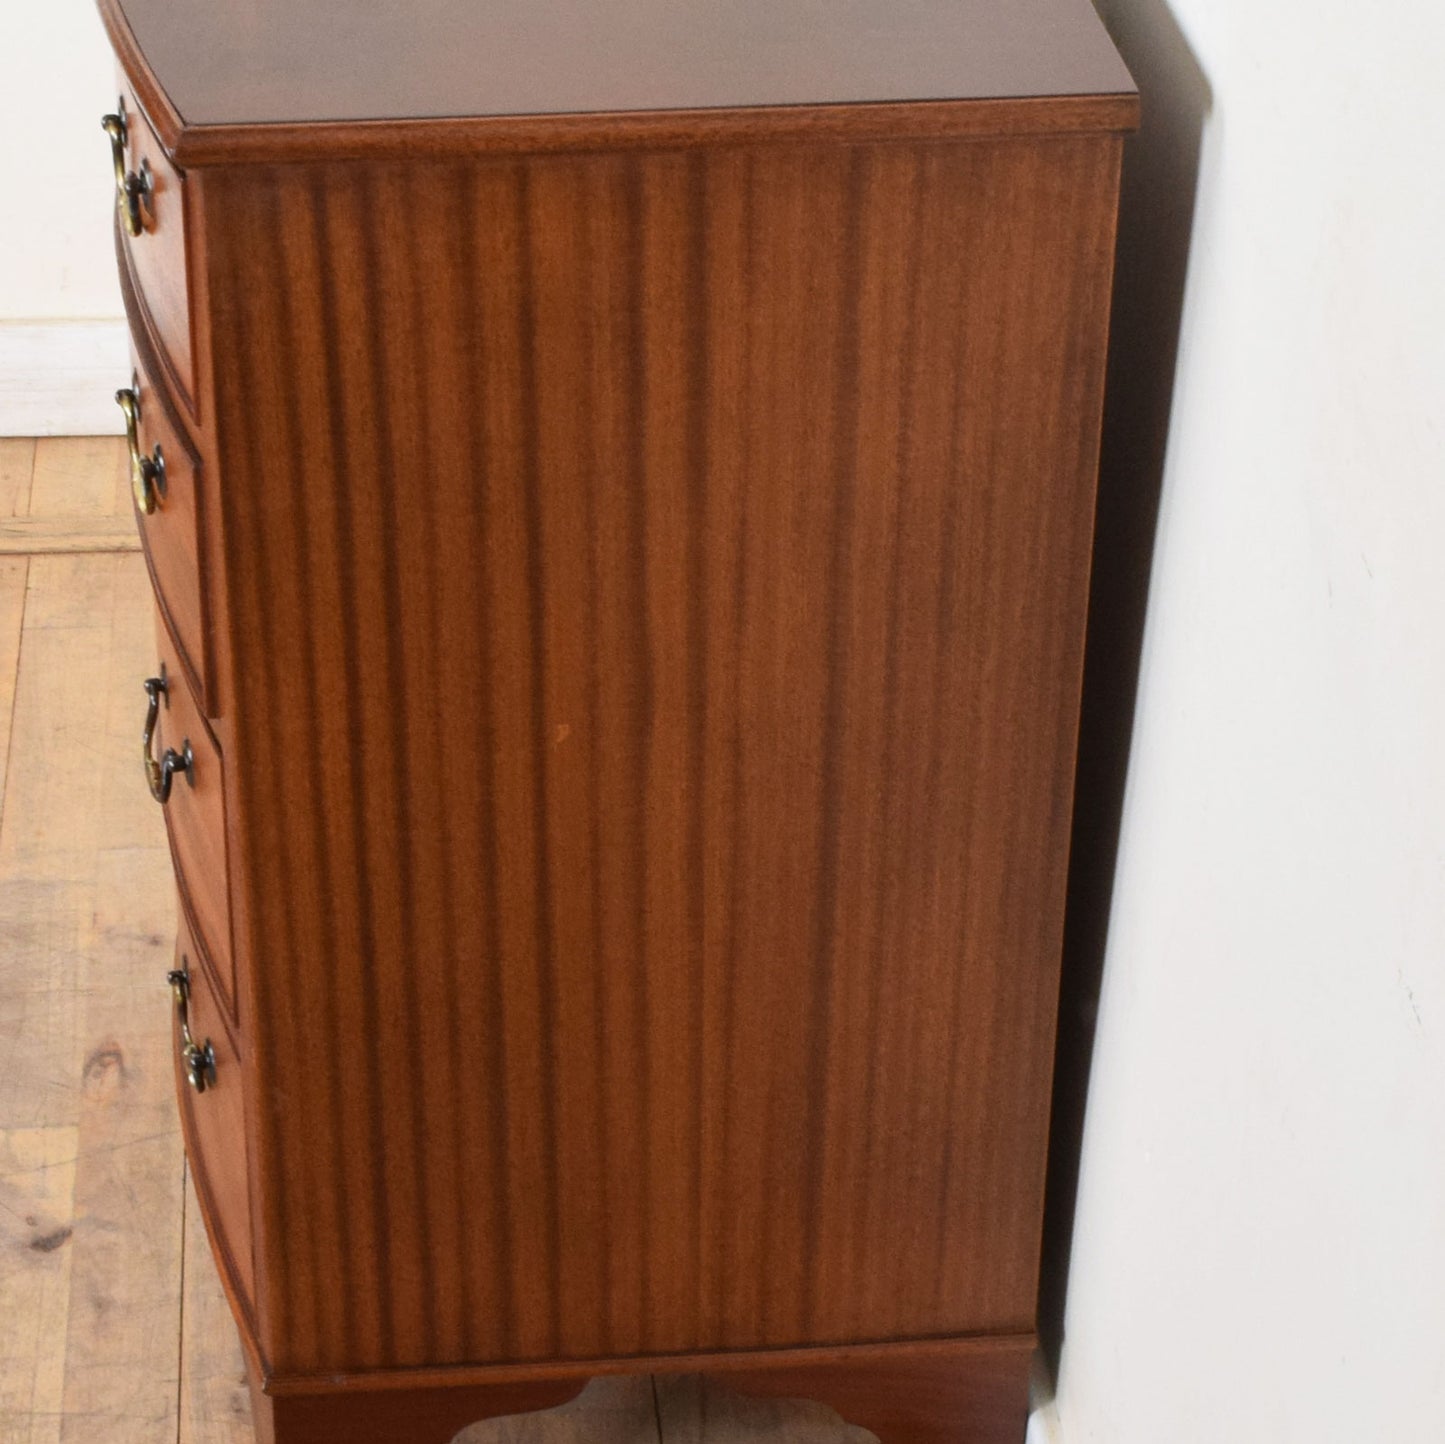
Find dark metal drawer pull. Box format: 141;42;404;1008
142;668;193;804
166;961;217;1093
101;101;153;238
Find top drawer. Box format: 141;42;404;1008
103;82;196;414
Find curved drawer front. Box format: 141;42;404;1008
151;609;235;1018
171;909;254;1309
109;78;195;412
128;345;210;711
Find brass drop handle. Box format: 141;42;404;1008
142;668;193;804
166;962;216;1093
115;387;166;515
100;103;152;238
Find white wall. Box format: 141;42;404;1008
1053;1;1445;1441
0;0;126;432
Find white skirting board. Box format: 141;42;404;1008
1026;1353;1064;1443
1027;1397;1064;1444
0;320;129;436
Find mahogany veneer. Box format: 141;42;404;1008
98;1;1136;1440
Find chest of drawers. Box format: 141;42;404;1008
97;2;1136;1440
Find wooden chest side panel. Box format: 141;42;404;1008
202;134;1121;1375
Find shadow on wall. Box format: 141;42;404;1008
1036;0;1212;1375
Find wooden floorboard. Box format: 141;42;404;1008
28;439;128;519
0;557;27;821
0;517;142;556
0;441;184;1444
454;1378;661;1444
0;439;35;518
0;556;119;1127
0;1124;79;1444
0;440;871;1444
655;1376;879;1444
57;555;182;1444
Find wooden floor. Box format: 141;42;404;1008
0;439;877;1444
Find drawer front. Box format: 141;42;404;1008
127;345;210;711
170;910;254;1308
150;610;236;1018
106;80;195;411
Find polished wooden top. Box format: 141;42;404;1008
105;0;1134;159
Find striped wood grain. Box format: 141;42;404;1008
200;134;1122;1376
0;441;901;1444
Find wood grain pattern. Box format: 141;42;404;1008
0;462;862;1444
0;441;138;556
0;538;184;1444
98;0;1138;166
0;440;36;516
454;1378;660;1444
0;558;25;820
0;517;142;555
0;446;34;827
0;557;123;1137
0;1126;77;1444
0;449;1061;1444
101;0;1134;153
95;4;1134;1432
66;558;182;1444
193;132;1122;1382
61;834;183;1444
28;439;125;518
654;1375;875;1444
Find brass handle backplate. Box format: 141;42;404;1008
115;386;166;515
101;101;152;237
142;668;193;804
166;962;216;1093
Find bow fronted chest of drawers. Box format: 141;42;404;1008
96;1;1136;1439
